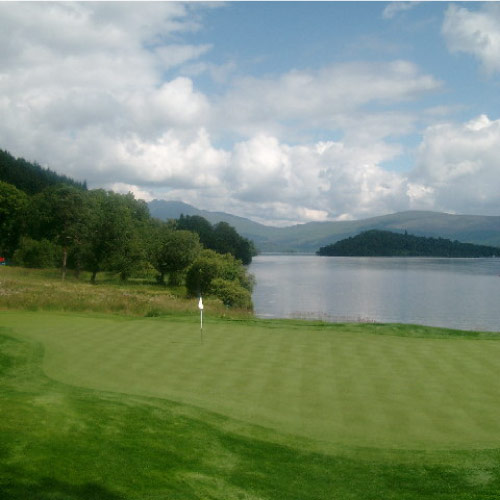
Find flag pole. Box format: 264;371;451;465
198;295;204;343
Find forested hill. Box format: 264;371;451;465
317;230;500;257
0;149;86;194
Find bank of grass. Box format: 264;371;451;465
0;266;250;318
2;325;500;500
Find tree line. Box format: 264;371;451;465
317;229;500;257
0;149;87;194
0;150;255;309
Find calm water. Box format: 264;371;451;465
249;255;500;332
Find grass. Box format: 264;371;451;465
2;266;500;498
0;266;250;318
2;312;500;499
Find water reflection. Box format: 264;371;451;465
249;256;500;331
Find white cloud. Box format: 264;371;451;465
4;2;499;225
218;61;441;139
110;128;229;189
412;115;500;214
442;3;500;73
383;2;420;20
0;2;217;184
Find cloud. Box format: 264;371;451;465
112;128;229;189
412;114;500;214
0;2;216;180
155;134;410;225
218;61;441;139
3;2;498;225
382;2;420;20
442;3;500;73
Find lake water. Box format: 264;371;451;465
249;255;500;332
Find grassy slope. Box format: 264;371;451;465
2;312;500;499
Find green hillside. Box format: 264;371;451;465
0;149;86;194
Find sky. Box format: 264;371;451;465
2;1;500;226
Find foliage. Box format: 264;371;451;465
0;181;28;257
27;185;88;278
12;237;62;268
148;222;201;285
0;147;256;307
210;277;253;309
81;190;149;282
177;214;256;264
177;214;215;247
317;229;500;257
0;149;86;195
185;249;254;305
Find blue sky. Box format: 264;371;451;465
2;2;500;225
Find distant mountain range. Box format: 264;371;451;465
148;199;500;253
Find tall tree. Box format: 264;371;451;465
28;185;88;279
0;181;28;258
149;222;201;285
81;190;148;283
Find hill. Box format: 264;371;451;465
317;229;500;257
148;200;500;253
0;149;86;194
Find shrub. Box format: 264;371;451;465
185;249;254;309
210;278;253;309
12;237;62;268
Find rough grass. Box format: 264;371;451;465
2;326;500;500
0;266;250;318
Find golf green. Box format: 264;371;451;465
2;310;500;452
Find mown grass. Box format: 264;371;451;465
0;266;251;319
2;329;500;500
4;310;500;452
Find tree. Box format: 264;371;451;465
27;185;87;279
81;190;149;283
0;149;86;195
0;181;28;258
149;223;201;285
177;215;256;264
176;214;215;248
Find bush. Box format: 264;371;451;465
185;249;254;309
12;237;62;268
210;278;253;309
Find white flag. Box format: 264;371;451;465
198;296;204;310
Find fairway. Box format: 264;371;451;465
2;310;500;451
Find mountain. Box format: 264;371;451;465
148;200;500;253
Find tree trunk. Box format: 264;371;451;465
91;270;98;284
61;247;68;281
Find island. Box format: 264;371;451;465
316;230;500;257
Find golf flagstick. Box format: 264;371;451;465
198;296;204;343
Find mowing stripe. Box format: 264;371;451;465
2;311;500;451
